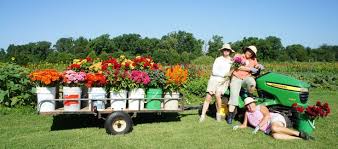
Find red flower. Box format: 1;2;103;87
86;57;92;62
292;103;298;108
316;101;321;106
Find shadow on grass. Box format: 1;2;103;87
50;114;104;131
50;113;183;130
132;113;181;126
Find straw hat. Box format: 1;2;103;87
219;43;235;53
244;97;256;106
245;45;257;56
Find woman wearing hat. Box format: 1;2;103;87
199;43;234;122
227;45;263;124
233;97;313;140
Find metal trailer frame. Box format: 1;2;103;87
38;97;184;135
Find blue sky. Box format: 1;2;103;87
0;0;337;50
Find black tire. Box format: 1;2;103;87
105;111;133;135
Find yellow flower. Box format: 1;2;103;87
73;59;80;64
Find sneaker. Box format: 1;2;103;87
226;112;234;124
216;113;221;122
199;115;205;123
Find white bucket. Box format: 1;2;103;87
63;87;81;111
88;87;106;111
128;88;145;110
110;90;127;110
164;92;180;110
36;87;56;112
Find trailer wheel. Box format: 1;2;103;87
105;111;133;135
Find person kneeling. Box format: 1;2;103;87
233;97;313;140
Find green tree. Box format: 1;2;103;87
285;44;309;61
73;36;89;57
54;37;74;53
159;31;204;59
207;35;224;58
0;48;6;62
88;34;114;54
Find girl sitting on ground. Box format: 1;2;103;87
233;97;313;140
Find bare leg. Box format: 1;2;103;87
200;93;213;122
215;93;222;113
272;133;301;140
271;122;300;137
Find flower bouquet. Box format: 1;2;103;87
129;70;151;89
165;65;188;92
62;70;87;87
292;101;331;134
85;73;107;88
68;57;93;72
29;69;61;87
132;56;160;70
231;56;245;69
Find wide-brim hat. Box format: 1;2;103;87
219;43;235;53
245;45;257;56
244;97;256;106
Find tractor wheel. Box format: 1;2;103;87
105;111;133;135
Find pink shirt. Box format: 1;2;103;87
233;54;258;79
246;105;270;133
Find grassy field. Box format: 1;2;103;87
0;88;337;149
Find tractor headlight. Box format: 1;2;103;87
299;88;309;92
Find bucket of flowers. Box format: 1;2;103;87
164;65;188;110
104;58;130;110
85;72;107;111
145;69;166;110
61;70;87;111
127;70;151;110
292;101;331;134
29;69;61;112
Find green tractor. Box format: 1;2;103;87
200;72;310;127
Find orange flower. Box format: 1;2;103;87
165;65;188;90
29;69;61;86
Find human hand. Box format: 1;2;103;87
256;64;265;70
250;68;259;74
233;125;240;130
252;126;260;134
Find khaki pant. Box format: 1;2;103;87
228;76;256;106
206;76;230;96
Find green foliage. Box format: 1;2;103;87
45;51;75;64
182;76;208;99
88;34;115;55
146;70;166;89
207;35;224;58
191;55;214;65
0;63;34;107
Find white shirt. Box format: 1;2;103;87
212;56;232;77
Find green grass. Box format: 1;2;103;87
0;89;337;149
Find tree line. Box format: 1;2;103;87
0;31;337;65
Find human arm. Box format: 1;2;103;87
233;112;248;130
258;105;271;128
